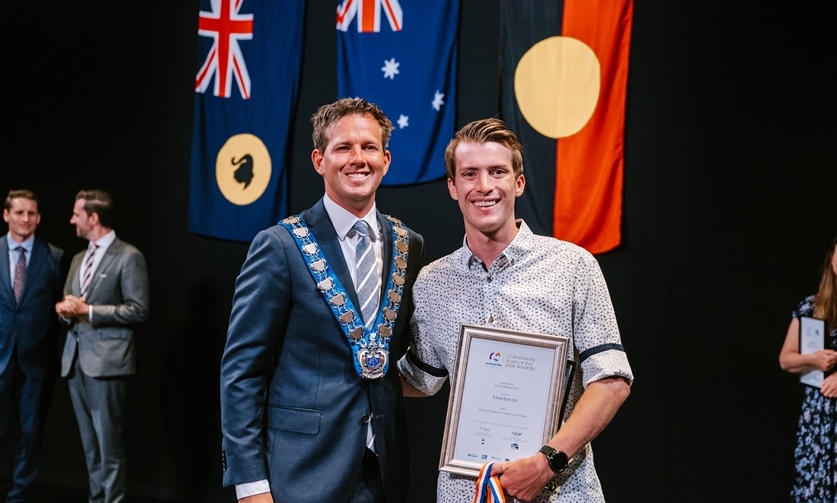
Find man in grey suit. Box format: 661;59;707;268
1;189;66;503
220;98;425;503
55;189;149;503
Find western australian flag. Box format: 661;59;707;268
189;0;305;242
336;0;459;186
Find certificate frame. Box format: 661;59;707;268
438;324;572;477
799;316;826;388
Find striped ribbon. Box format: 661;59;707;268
473;463;506;503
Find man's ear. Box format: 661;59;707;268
311;150;325;175
515;174;526;197
447;177;459;201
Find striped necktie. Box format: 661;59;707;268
352;220;380;329
13;247;26;302
353;220;380;452
80;243;99;298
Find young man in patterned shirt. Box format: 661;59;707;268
398;118;633;502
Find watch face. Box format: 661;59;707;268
539;446;568;473
549;450;568;472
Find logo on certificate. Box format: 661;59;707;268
486;351;503;368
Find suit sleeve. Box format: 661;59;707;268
90;249;150;328
220;227;293;486
51;245;68;304
50;245;68;337
63;254;80;298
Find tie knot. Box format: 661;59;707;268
353;220;370;238
15;246;25;255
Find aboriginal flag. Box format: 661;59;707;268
500;0;633;254
189;0;305;242
336;0;459;186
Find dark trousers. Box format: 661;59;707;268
0;354;53;503
349;448;388;503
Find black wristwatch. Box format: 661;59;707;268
538;445;569;473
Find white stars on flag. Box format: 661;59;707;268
381;58;400;79
380;60;444;132
432;90;445;111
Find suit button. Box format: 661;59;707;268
359;413;370;425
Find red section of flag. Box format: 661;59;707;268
337;0;403;33
554;0;633;254
361;0;375;32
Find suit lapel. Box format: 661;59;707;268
16;238;48;303
86;238;121;299
0;236;12;304
68;251;83;296
0;235;50;305
26;239;48;284
302;201;394;316
303;200;360;310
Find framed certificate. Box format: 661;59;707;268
799;316;826;388
438;325;572;477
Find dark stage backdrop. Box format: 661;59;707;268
2;1;834;502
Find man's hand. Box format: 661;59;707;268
490;454;554;502
399;370;429;398
55;295;89;319
240;493;274;503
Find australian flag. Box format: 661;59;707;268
336;0;459;186
189;0;305;242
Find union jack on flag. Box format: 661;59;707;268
195;0;254;99
337;0;403;32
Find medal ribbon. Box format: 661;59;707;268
280;215;409;379
473;463;506;503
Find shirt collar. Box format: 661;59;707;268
90;230;117;250
7;234;35;253
461;219;532;271
322;194;379;242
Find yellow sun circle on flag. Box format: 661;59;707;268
514;36;600;139
216;133;272;206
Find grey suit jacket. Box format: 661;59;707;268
60;236;149;378
0;234;65;378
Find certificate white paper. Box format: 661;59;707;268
799;316;826;388
439;325;571;477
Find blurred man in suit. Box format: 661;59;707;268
220;98;425;503
1;189;66;503
55;189;149;503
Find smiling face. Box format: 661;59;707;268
311;113;390;217
4;197;41;243
447;140;525;243
70;198;96;240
